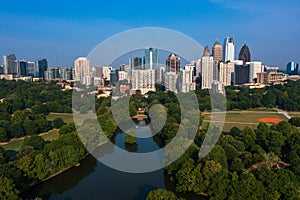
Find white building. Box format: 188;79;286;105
247;61;263;83
118;71;128;81
200;56;214;89
74;57;91;85
131;69;156;94
164;72;178;93
219;62;235;86
223;37;235;62
101;66;112;81
180;64;195;93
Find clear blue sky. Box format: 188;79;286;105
1;0;299;69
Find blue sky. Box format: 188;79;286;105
0;0;299;69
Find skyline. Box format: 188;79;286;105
1;0;300;69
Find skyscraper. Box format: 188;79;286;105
200;56;214;89
223;37;235;62
286;62;299;75
180;64;195;93
35;58;48;79
247;61;263;83
74;57;91;85
130;57;143;70
144;48;158;70
131;69;156;94
239;43;251;65
3;54;16;74
14;60;28;76
218;62;234;86
212;39;223;63
203;46;210;57
164;72;178;93
110;69;119;87
27;62;36;77
166;53;180;74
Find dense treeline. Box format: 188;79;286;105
0;79;72;115
0;125;86;199
148;120;300;200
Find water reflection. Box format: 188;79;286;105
23;124;164;200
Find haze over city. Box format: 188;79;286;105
1;0;299;68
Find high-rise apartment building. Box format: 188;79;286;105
131;69;156;94
3;54;16;74
164;72;178;93
218;62;234;86
200;56;214;89
223;37;235;62
166;53;180;74
239;43;251;65
180;64;195;93
74;57;91;85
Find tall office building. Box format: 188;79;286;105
60;67;73;81
239;43;251;65
118;71;128;81
110;69;119;87
35;58;48;79
223;37;235;62
212;39;223;63
3;54;16;74
14;60;28;76
200;56;214;89
219;62;235;86
166;53;180;74
144;48;158;70
130;57;143;70
234;64;250;85
203;46;210;57
164;72;178;93
131;69;156;94
157;66;165;84
74;57;91;85
247;61;263;83
286;62;299;75
180;64;195;93
27;62;35;77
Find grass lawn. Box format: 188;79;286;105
203;111;289;132
1;140;22;151
289;112;300;118
47;113;74;124
41;129;60;141
0;129;60;153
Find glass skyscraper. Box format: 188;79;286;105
143;48;158;70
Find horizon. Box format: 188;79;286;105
1;0;300;69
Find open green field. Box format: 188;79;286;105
1;129;60;152
203;111;289;132
47;113;74;124
41;129;60;141
289;112;300;118
1;140;22;151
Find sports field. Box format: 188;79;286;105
203;111;289;132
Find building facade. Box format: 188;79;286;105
223;37;235;62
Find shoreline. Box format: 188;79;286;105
23;140;109;193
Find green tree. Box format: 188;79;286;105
52;117;65;128
289;117;300;127
22;135;45;150
146;189;184;200
0;127;8;142
124;129;137;144
230;157;244;171
0;177;20;200
59;123;76;135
